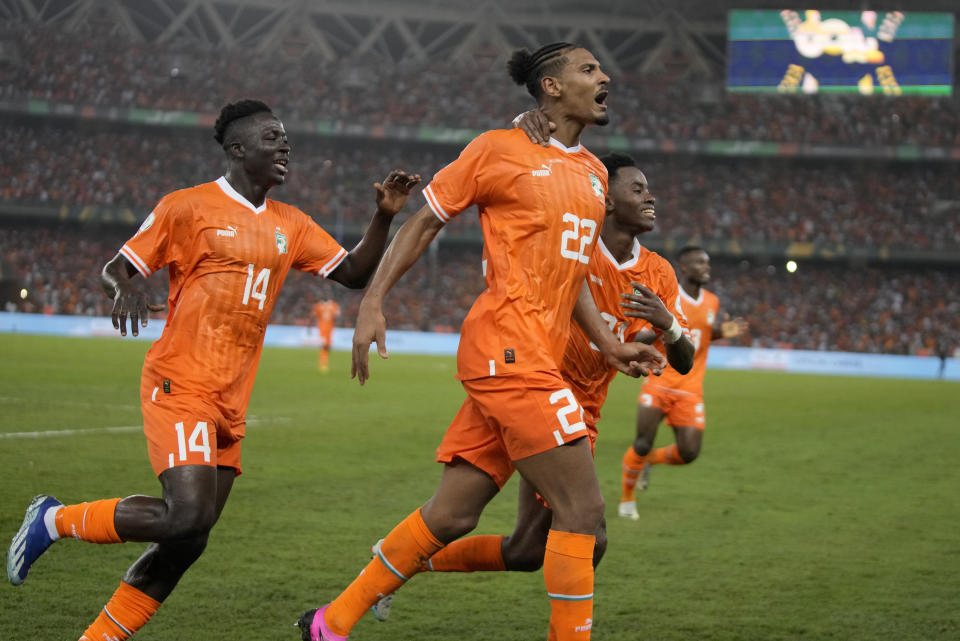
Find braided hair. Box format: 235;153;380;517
506;42;578;99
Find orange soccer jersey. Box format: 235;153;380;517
645;287;719;397
313;300;340;339
561;238;686;423
422;128;608;380
121;177;347;425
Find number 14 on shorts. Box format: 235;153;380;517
168;421;212;468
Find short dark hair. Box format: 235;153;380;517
678;245;705;261
600;153;637;184
213;99;273;145
507;42;578;99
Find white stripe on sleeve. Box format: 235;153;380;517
422;184;451;223
318;247;348;278
119;245;152;278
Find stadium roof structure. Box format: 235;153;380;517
3;0;957;76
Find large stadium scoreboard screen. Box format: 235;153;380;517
727;10;954;96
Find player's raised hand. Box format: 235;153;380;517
721;314;749;339
351;299;389;385
513;109;556;147
374;170;422;217
620;282;673;330
111;281;164;337
605;341;667;378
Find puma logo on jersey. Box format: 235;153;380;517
531;159;562;177
590;274;603;285
216;225;238;238
575;619;593;633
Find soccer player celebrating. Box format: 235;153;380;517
296;44;665;641
619;246;748;518
368;151;694;588
5;99;421;641
313;298;341;372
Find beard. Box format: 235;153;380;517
594;112;610;126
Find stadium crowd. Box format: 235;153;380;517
2;24;959;147
3;122;959;252
2;224;958;358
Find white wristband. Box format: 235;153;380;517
511;113;524;127
663;316;683;345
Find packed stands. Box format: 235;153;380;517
2;24;959;146
3;122;959;251
2;224;957;357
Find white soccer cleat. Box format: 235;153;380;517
617;501;639;521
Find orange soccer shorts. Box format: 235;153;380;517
139;371;244;476
436;370;590;488
639;384;706;430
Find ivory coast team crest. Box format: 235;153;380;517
589;174;604;200
275;229;288;254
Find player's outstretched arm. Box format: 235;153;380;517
101;253;165;337
573;281;666;378
351;205;444;385
620;282;694;374
329;170;421;289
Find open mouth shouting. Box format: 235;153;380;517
594;89;608;110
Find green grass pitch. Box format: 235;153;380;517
1;335;958;640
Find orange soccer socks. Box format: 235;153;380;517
647;443;686;466
55;498;123;543
544;530;595;641
324;508;444;637
621;447;647;503
78;581;161;641
424;534;506;572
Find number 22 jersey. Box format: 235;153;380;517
422;128;608;381
121;177;347;424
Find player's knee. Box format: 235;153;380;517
430;510;481;542
162;501;217;541
632;438;654;456
554;494;605;534
677;443;701;464
501;535;545;572
167;533;210;567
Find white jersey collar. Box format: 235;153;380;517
679;285;704;306
216;176;267;214
549;137;582;154
597;237;642;271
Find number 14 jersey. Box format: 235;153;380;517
422;129;608;381
121;177;346;424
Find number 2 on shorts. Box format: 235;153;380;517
549;388;587;445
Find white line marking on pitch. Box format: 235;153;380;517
0;417;291;440
0;396;138;411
